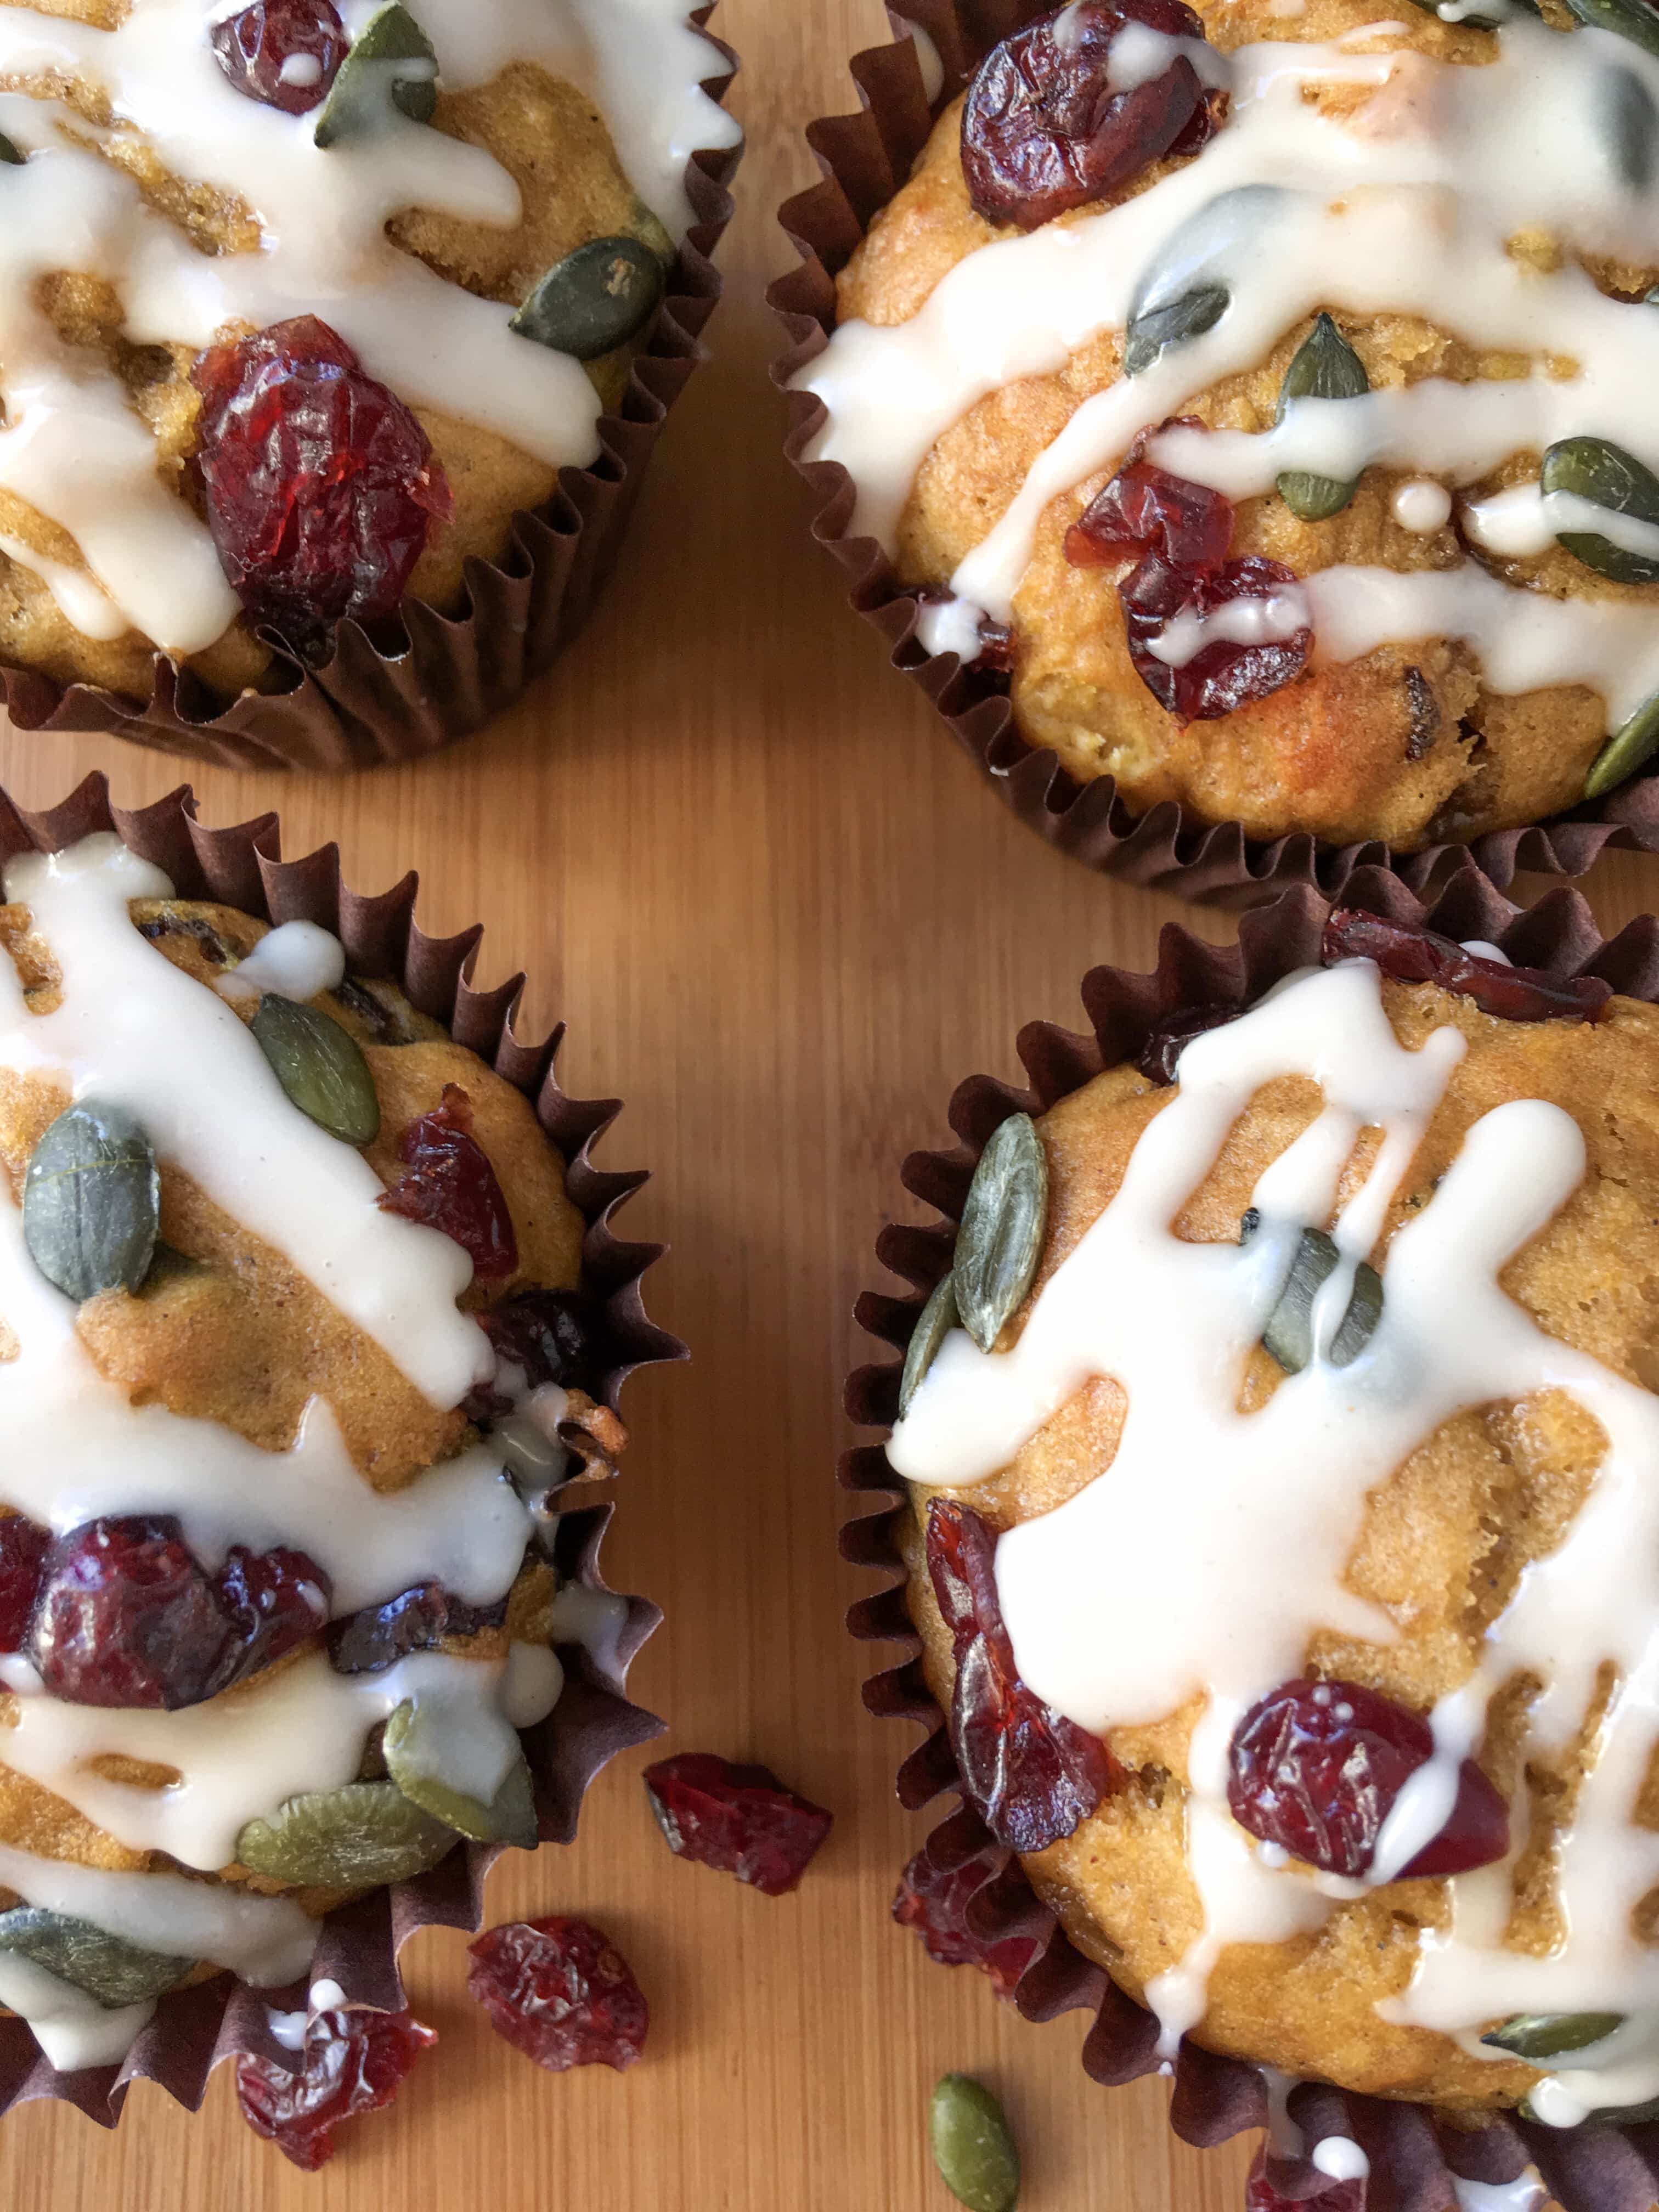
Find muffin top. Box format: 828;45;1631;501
0;0;738;698
799;0;1659;849
0;828;620;2073
890;915;1659;2121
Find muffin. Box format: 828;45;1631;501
882;901;1659;2138
793;0;1659;854
0;809;651;2083
0;0;739;759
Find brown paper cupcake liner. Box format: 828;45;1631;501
843;865;1659;2212
0;12;741;775
769;2;1659;906
0;772;683;2126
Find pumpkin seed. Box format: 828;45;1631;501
1483;2012;1626;2060
899;1273;961;1418
1261;1227;1385;1374
382;1699;539;1848
511;236;665;362
953;1114;1048;1354
24;1101;159;1302
1604;62;1658;189
251;994;380;1147
1541;435;1659;585
236;1780;457;1887
0;1908;193;2009
1330;1260;1384;1367
929;2074;1020;2212
1585;687;1659;798
1567;0;1659;61
1275;313;1369;522
1124;187;1289;377
313;1;437;147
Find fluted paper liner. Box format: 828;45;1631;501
770;1;1659;905
843;866;1659;2212
0;774;683;2128
0;13;741;774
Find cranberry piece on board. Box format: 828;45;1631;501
206;1544;330;1696
1227;1678;1510;1880
1137;1003;1239;1085
1120;551;1311;724
642;1752;833;1895
892;1847;1039;2001
378;1084;518;1280
209;0;347;115
1322;910;1612;1024
191;315;453;654
328;1581;507;1674
962;0;1226;230
236;2006;436;2172
0;1517;48;1654
1246;2146;1367;2212
27;1516;229;1709
926;1500;1120;1853
1065;419;1232;571
467;1917;648;2073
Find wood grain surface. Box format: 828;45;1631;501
1;3;1656;2204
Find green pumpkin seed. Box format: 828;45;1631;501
1567;0;1659;60
1124;187;1288;378
953;1115;1048;1355
929;2075;1020;2212
236;1780;458;1887
511;236;665;362
1541;435;1659;585
382;1700;539;1848
0;1908;193;2009
1604;63;1658;190
314;2;437;147
1275;313;1369;522
1330;1260;1384;1367
1483;2012;1626;2060
899;1272;961;1418
24;1102;159;1303
1260;1227;1385;1374
1124;285;1229;377
1585;688;1659;798
251;994;380;1147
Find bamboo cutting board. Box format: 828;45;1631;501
1;3;1656;2204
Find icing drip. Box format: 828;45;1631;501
212;919;346;1005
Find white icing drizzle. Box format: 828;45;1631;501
798;18;1659;731
1146;583;1310;667
0;534;126;642
1454;2178;1545;2212
1391;477;1452;534
212;919;346;1006
915;593;988;662
891;958;1659;2108
1313;2137;1372;2182
0;1953;155;2070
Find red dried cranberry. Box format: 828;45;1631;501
328;1581;507;1675
1322;910;1611;1025
927;1502;1120;1853
467;1917;647;2073
0;1517;48;1654
205;1545;330;1697
1227;1678;1510;1880
377;1085;518;1281
642;1753;833;1895
962;0;1226;230
191;315;453;654
1120;552;1311;724
892;1847;1038;2000
209;0;347;116
236;2006;436;2172
1065;419;1232;570
29;1517;228;1709
1137;1003;1238;1085
482;1290;604;1394
1247;2146;1366;2212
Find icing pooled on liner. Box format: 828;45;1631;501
890;958;1659;2117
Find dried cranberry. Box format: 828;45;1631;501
481;1290;605;1397
962;0;1226;230
927;1502;1120;1853
377;1085;518;1280
1227;1678;1510;1880
236;2006;436;2172
1066;419;1232;571
642;1753;833;1896
1246;2146;1366;2212
206;1545;330;1697
328;1581;506;1675
467;1917;648;2073
892;1847;1039;2000
1322;910;1611;1024
1120;552;1311;724
1137;1003;1238;1085
209;0;347;115
191;315;453;654
0;1518;48;1655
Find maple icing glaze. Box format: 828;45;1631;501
891;959;1659;2121
798;16;1659;742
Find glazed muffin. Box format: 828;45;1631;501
888;906;1659;2128
0;0;738;706
0;825;629;2074
797;0;1659;850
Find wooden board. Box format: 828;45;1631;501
1;2;1656;2203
